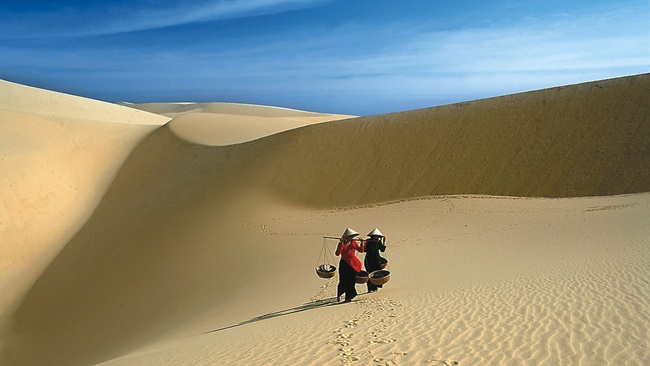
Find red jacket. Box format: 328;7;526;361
336;239;364;272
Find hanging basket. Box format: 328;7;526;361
316;264;337;278
379;257;388;269
369;270;390;285
355;270;369;284
315;237;338;279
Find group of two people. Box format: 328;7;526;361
336;227;387;303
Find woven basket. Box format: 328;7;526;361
315;265;337;279
355;270;369;284
369;270;390;285
379;257;388;269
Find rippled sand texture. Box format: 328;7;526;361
98;194;650;366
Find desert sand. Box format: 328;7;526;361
1;74;649;366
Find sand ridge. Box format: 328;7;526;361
1;80;169;125
120;101;355;146
119;101;351;118
1;74;649;365
166;111;355;146
121;100;356;146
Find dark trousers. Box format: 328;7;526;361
367;278;382;292
337;259;357;301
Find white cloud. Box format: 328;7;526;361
108;0;328;33
0;0;329;38
212;5;648;112
300;7;649;99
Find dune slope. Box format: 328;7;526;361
238;73;650;205
1;74;648;366
0;80;170;335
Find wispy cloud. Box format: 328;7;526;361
273;6;649;106
0;0;329;38
103;0;329;35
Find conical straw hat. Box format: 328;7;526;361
367;228;384;237
342;228;359;238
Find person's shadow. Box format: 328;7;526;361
203;297;344;334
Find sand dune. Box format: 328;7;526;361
0;80;170;338
1;81;167;125
1;74;649;365
231;74;650;205
119;101;350;119
166;111;354;146
121;102;355;146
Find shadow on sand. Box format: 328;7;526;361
204;297;346;334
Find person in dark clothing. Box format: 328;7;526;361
335;228;364;302
364;228;387;293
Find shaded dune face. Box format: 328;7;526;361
2;74;649;366
237;74;650;205
1;128;263;366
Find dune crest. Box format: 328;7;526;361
122;101;355;146
0;80;169;125
167;112;355;146
120;101;347;118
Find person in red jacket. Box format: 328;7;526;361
335;228;365;302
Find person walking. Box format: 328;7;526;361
335;228;364;302
364;228;387;293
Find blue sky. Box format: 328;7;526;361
1;0;648;115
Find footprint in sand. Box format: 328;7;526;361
427;359;459;365
325;297;407;365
